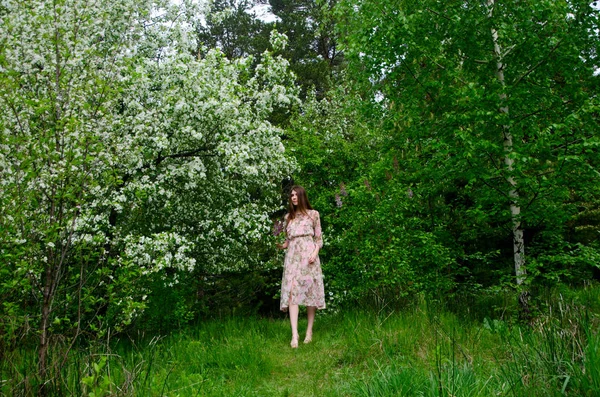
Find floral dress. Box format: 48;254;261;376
280;210;326;311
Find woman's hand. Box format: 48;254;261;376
309;250;318;264
277;241;288;250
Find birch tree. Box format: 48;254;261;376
487;0;525;287
334;0;600;294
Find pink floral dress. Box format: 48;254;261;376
280;210;326;311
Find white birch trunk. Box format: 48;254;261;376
488;0;526;285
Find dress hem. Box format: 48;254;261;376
280;304;326;312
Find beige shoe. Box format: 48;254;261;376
303;332;312;344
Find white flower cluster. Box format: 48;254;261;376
121;232;196;276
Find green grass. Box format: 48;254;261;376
2;285;600;396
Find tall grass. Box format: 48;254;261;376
2;284;599;396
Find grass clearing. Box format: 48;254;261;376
2;285;600;396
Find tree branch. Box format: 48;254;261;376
426;8;453;22
163;146;218;160
513;39;562;86
514;99;574;123
466;158;509;199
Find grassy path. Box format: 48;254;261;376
126;313;375;396
3;287;599;396
101;294;599;397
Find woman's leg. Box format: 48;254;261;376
289;304;299;348
305;306;316;343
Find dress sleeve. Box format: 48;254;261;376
313;211;323;249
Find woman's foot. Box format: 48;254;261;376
291;334;299;348
303;331;312;344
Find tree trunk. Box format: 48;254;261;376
38;264;54;396
487;1;527;288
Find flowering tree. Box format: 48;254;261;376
0;0;297;389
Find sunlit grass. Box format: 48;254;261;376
2;284;600;396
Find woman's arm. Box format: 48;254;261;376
309;211;322;263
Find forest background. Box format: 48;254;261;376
1;0;600;395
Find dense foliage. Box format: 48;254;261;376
1;0;600;393
297;0;600;303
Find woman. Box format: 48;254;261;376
279;185;326;348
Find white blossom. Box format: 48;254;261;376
0;0;298;328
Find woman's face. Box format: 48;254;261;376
291;190;298;206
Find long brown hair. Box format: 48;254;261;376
287;185;313;221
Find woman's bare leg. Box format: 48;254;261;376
289;304;299;348
305;306;316;343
